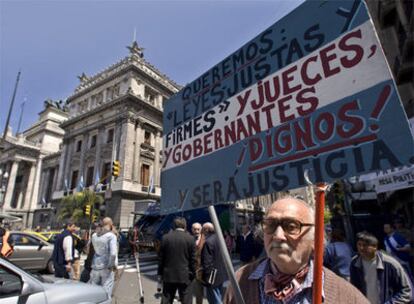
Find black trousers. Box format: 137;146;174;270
161;282;192;304
54;263;69;279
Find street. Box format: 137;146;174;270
112;253;242;304
42;252;242;304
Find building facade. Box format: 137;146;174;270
0;101;68;228
1;1;412;230
49;42;181;228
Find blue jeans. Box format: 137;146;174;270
206;285;223;304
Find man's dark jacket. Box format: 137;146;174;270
238;232;255;263
201;233;228;287
350;250;413;303
52;229;74;265
158;229;196;284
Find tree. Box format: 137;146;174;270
57;190;104;228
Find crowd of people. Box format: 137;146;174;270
50;217;119;297
157;196;413;304
1;195;414;303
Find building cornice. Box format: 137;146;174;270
61;93;162;131
67;55;181;104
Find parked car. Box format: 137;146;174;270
0;257;111;304
1;231;54;273
26;231;81;244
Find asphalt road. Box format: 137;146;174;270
42;252;242;304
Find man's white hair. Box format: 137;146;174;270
192;222;202;229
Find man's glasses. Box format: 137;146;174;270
261;218;314;236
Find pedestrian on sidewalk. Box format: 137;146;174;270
238;224;255;265
89;217;118;297
323;229;353;281
201;222;228;304
0;223;13;258
384;223;413;281
52;220;76;279
192;222;205;304
224;230;234;255
158;217;195;304
351;231;413;303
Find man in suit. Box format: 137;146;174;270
158;217;196;304
201;222;228;304
238;224;255;264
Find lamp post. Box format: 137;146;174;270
0;169;10;211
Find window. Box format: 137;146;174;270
86;166;94;187
70;170;78;189
145;87;157;105
9;234;39;246
144;131;151;145
107;129;114;143
91;92;103;106
102;162;111;184
76;140;82;152
78;100;88;113
141;164;150;186
0;265;23;298
90;135;97;148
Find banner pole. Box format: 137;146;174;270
207;205;245;304
312;183;327;304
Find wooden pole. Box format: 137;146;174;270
312;183;327;304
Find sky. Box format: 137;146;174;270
0;0;305;135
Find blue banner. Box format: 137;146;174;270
161;0;414;214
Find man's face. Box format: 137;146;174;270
357;240;377;260
263;199;314;274
384;224;393;234
192;225;201;236
242;225;249;235
67;224;77;233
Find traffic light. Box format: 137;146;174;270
92;214;98;222
112;160;121;177
84;204;91;216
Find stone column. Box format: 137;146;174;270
38;169;48;204
29;158;43;211
134;79;145;99
23;163;37;210
3;161;19;210
132;121;143;182
153;130;161;186
118;119;135;181
63;140;74;189
78;134;88;185
56;142;68;191
52;166;59;193
94;128;104;182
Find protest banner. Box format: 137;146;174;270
161;1;414;302
162;0;414;214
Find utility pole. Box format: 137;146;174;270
16;97;26;134
3;70;21;140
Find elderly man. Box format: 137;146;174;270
224;196;368;303
201;222;228;304
192;222;202;247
